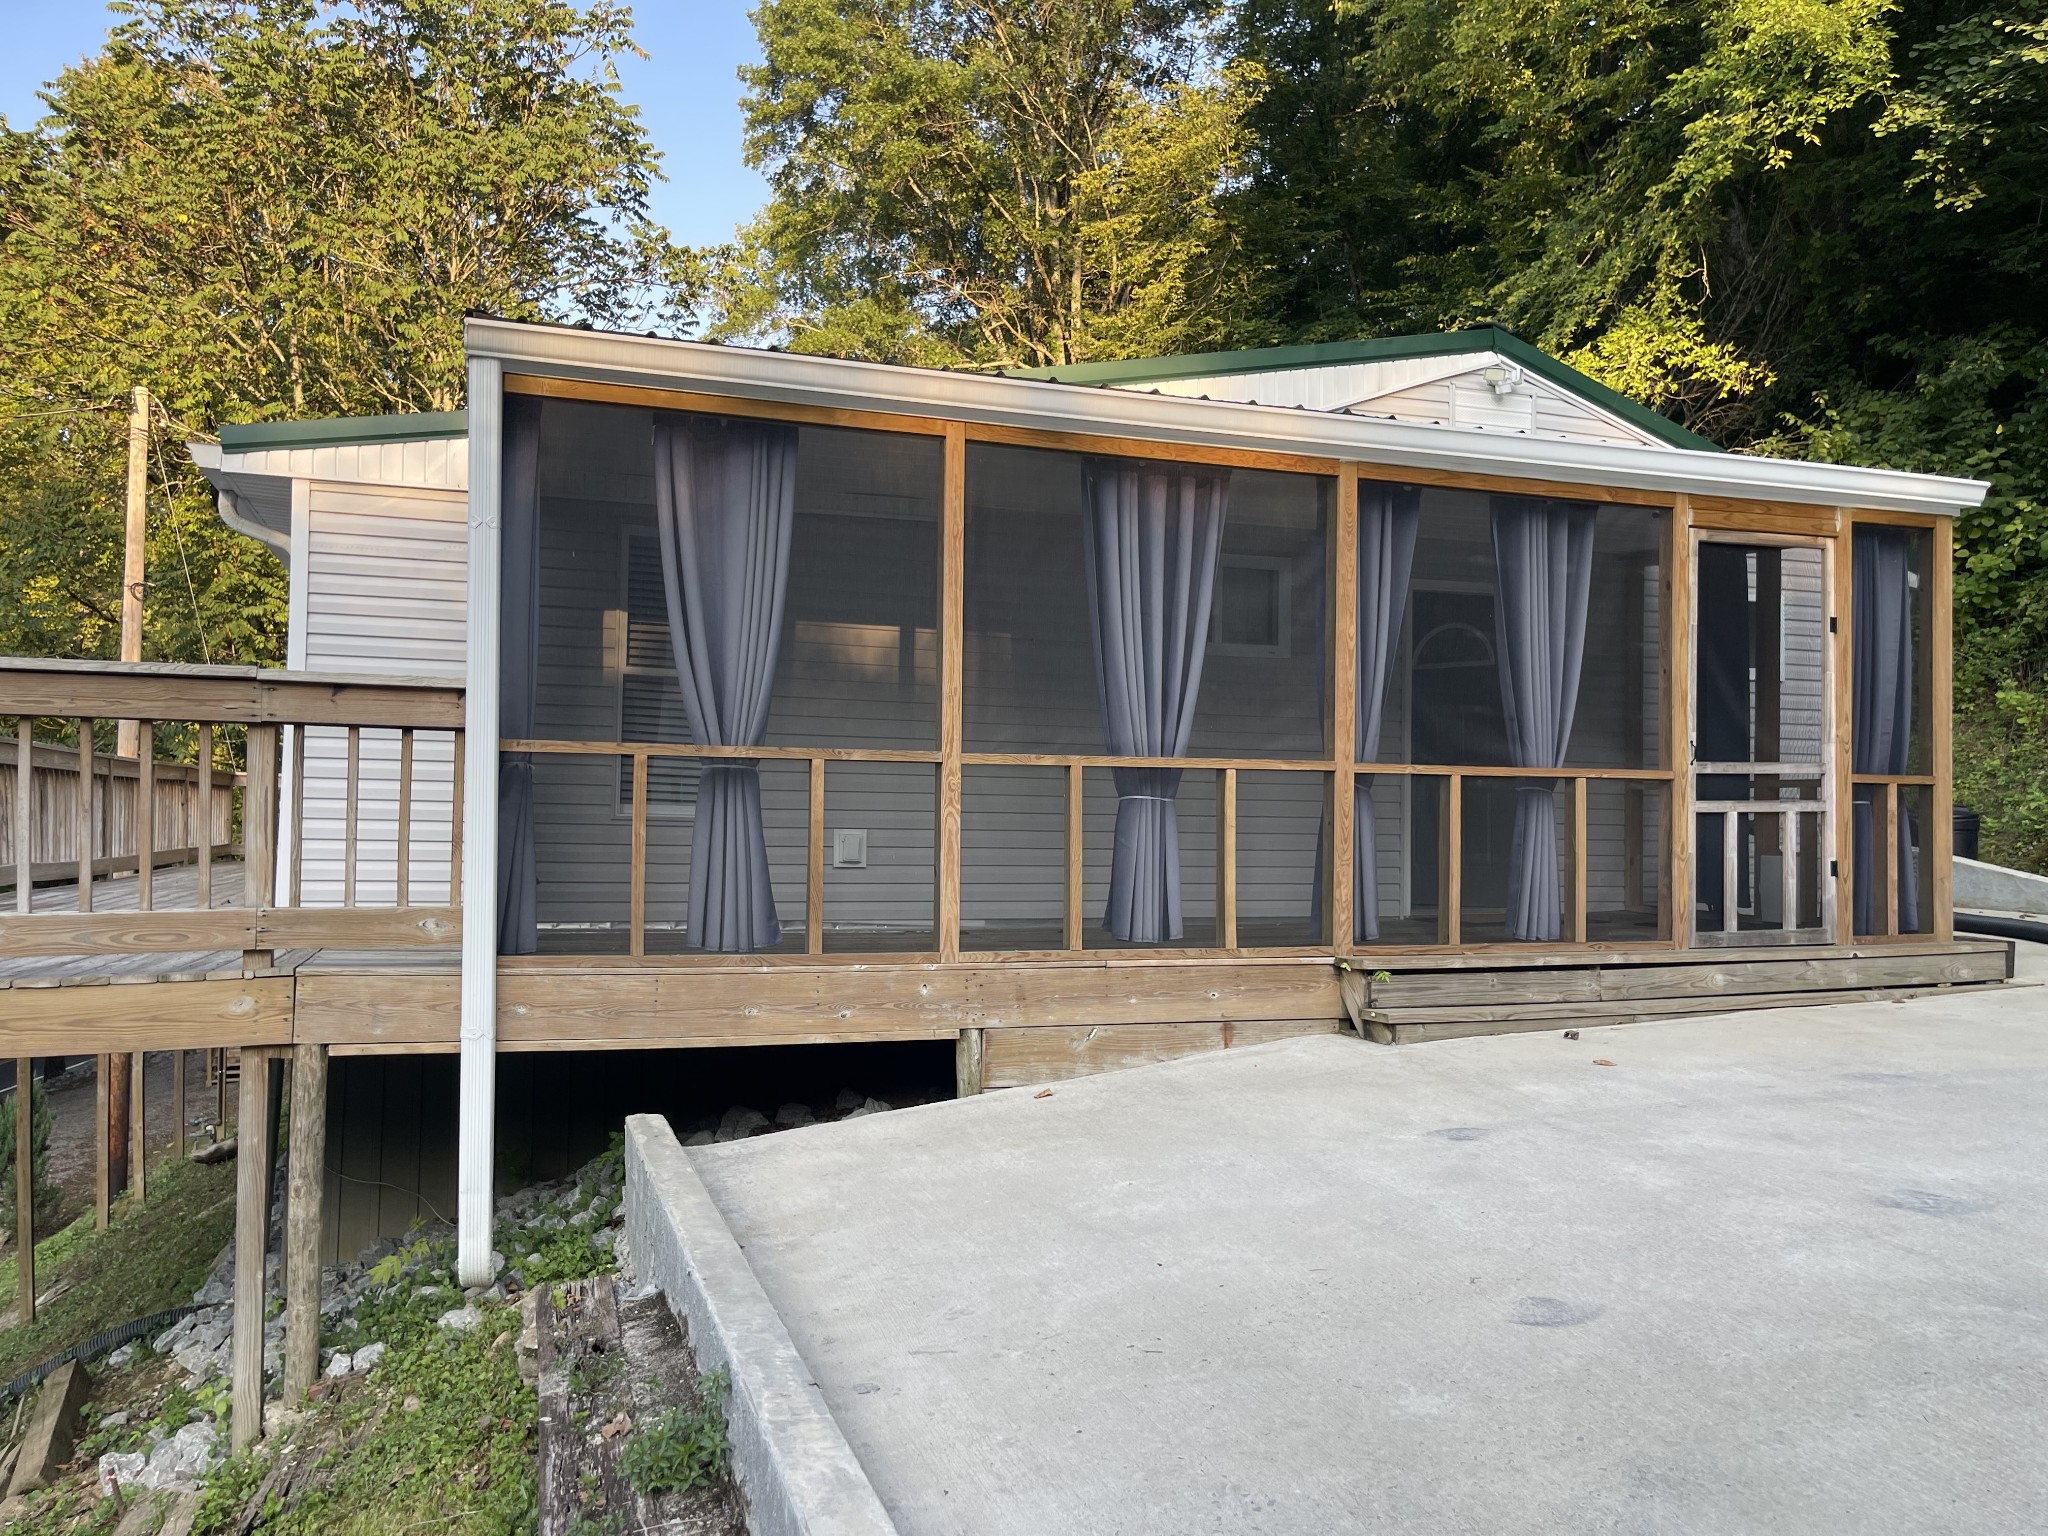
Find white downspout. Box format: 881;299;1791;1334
457;357;503;1286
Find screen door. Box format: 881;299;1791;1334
1692;536;1835;944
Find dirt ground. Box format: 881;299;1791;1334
8;1052;226;1242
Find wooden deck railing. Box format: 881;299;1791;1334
1;735;237;887
0;659;465;958
506;737;1673;958
1851;771;1937;937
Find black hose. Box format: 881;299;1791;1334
1955;911;2048;945
0;1305;199;1409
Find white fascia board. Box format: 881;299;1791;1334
464;319;1989;515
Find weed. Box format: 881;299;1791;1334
619;1371;731;1499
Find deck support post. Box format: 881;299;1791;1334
15;1057;34;1324
955;1029;984;1098
232;1045;279;1449
128;1052;145;1208
457;355;505;1287
94;1054;110;1230
284;1043;328;1401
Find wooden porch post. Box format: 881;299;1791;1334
1667;496;1696;947
284;1043;328;1401
1929;517;1954;940
1830;529;1855;940
1329;465;1358;953
232;1045;278;1449
15;1057;33;1325
936;422;966;963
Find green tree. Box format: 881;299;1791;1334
1230;0;2048;868
722;0;1261;366
0;0;701;669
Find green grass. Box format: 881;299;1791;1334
0;1154;236;1385
194;1232;537;1536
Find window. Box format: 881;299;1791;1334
1210;556;1291;657
613;531;698;816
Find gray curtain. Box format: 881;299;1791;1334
1083;458;1228;943
652;413;799;953
1354;486;1420;941
495;395;543;956
1853;527;1920;934
1491;496;1596;942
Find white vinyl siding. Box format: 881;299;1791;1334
295;484;466;907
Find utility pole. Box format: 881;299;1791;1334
118;386;149;758
109;384;148;1205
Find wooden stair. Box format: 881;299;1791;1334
1339;939;2014;1043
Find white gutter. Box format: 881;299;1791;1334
216;486;292;564
465;318;1988;517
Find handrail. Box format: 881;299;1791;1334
0;659;465;729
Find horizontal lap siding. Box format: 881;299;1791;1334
298;486;466;906
962;459;1330;930
534;496;941;931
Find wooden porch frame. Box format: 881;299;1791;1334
493;376;1980;965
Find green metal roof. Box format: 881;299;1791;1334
1005;328;1718;453
218;409;469;453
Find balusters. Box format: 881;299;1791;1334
396;728;414;908
807;757;826;955
76;718;94;912
196;725;213;909
14;718;29;914
629;748;648;957
136;720;154;911
1216;767;1238;951
1063;763;1085;951
342;726;361;907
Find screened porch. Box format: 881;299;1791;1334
494;395;1684;958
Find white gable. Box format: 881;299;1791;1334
1130;351;1659;448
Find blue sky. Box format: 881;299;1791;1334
0;0;769;250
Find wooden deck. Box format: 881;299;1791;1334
0;911;2015;1083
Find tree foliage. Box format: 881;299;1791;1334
722;0;1262;365
0;0;698;669
1226;0;2048;866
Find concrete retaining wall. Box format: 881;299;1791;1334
622;1113;899;1536
1955;856;2048;917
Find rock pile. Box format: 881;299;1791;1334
677;1089;893;1146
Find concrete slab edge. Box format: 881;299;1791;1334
623;1114;900;1536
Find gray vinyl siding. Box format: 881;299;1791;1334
297;484;465;907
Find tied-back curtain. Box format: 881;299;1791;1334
1491;497;1596;942
1082;458;1229;943
496;394;543;956
1354;486;1420;941
1852;527;1920;934
652;413;799;953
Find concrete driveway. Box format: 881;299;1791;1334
690;946;2048;1534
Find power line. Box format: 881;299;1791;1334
0;401;124;426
